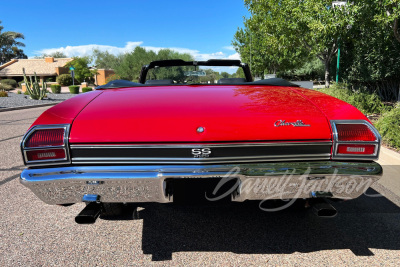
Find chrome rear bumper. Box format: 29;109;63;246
20;161;382;205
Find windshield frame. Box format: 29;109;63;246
138;59;253;84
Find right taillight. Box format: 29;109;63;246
331;120;381;160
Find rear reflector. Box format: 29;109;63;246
337;144;376;155
25;129;65;148
26;149;66;161
335;124;376;141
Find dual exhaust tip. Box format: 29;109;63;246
74;191;337;224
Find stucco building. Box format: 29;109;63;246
0;57;73;83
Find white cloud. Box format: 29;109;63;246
36;42;143;57
223;46;236;51
227;53;241;60
35;42;239;62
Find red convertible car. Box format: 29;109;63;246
20;59;382;223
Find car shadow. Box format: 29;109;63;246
133;188;400;261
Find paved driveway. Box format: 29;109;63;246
1;107;400;266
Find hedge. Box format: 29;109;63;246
0;79;17;88
82;87;93;93
57;74;73;86
68;85;80;94
50;84;62;94
375;104;400;149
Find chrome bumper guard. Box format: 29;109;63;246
20;161;382;205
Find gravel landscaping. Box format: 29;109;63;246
0;92;76;109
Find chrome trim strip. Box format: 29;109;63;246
72;154;332;161
72;157;332;165
20;161;383;204
70;141;332;149
331;120;381;160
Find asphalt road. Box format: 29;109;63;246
1;107;400;266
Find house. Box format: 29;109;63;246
0;57;72;83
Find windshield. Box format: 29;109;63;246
146;66;245;84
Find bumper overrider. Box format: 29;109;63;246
20;161;382;205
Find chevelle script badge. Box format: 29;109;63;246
274;120;311;127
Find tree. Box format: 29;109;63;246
35;51;67;59
92;47;194;82
65;57;96;83
0;21;26;64
93;49;121;69
235;0;357;87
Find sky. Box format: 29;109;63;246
1;0;249;62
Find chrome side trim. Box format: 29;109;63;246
20;161;383;204
70;141;333;149
20;124;71;166
72;154;331;161
331;120;381;160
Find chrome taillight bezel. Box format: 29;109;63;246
21;124;71;166
331;120;381;160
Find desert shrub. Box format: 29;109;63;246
24;90;30;95
0;90;8;97
0;83;13;91
0;79;17;88
68;85;80;94
56;74;73;86
82;87;92;93
50;84;62;94
318;83;387;114
375;104;400;149
17;90;21;94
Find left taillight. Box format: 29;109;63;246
331;120;381;160
21;124;70;166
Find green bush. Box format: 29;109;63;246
82;87;92;93
68;85;80;94
50;84;62;94
0;90;8;97
17;90;21;94
318;83;387;114
0;79;17;88
0;83;13;91
56;74;73;86
375;104;400;149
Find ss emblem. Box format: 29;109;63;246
191;148;211;158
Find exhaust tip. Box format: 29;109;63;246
312;201;337;218
315;207;337;217
75;202;102;224
75;215;98;224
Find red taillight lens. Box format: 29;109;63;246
26;148;66;161
25;129;65;148
337;144;376;155
336;124;376;141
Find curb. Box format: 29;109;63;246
0;102;61;113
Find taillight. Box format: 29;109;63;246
336;124;376;141
25;129;64;147
26;148;66;161
331;120;380;160
21;125;70;165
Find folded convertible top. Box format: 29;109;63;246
95;78;299;89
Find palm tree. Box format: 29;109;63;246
0;21;26;65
